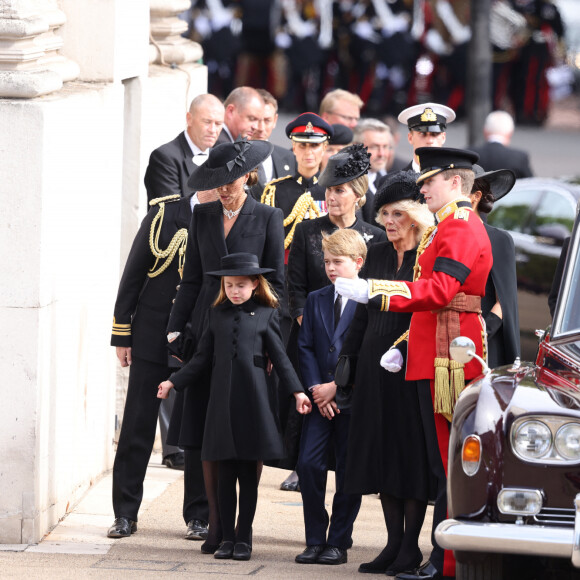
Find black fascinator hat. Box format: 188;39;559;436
318;144;371;189
207;253;275;277
473;165;516;202
187;139;273;190
374;170;423;214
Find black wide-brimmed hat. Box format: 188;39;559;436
318;143;371;189
398;102;456;133
374;170;423;214
285;112;334;143
416;147;479;183
187;139;273;190
329;123;353;145
473;165;516;202
207;253;275;278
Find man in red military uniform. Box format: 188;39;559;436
337;147;492;580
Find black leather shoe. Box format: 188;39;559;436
163;452;185;470
200;541;220;554
185;519;209;540
233;542;252;561
214;540;235;559
395;561;441;579
317;545;347;565
295;544;326;564
358;558;394;574
386;550;423;576
107;517;137;538
280;472;300;491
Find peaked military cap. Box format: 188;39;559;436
285;112;334;143
398;102;456;133
329;123;353;145
416;147;479;183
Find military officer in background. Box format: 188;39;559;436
337;147;492;580
397;103;456;172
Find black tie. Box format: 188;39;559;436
334;294;342;331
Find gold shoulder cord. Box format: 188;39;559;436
412;225;436;282
148;198;188;279
261;176;322;249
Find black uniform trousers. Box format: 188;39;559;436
296;409;361;549
112;355;208;523
417;379;448;572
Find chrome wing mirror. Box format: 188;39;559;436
449;337;490;375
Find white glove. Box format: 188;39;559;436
380;348;403;373
335;277;369;304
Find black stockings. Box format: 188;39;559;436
218;459;259;544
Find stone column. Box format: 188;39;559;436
0;0;79;98
149;0;203;65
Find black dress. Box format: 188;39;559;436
340;242;434;500
170;300;304;461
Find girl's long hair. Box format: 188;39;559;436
213;274;279;308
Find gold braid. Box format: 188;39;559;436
148;201;188;279
412;225;437;282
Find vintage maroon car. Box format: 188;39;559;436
436;205;580;579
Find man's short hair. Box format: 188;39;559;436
441;168;475;196
352;119;391;143
189;93;222;114
256;88;278;112
322;228;367;262
223;86;262;109
319;89;364;116
484;110;515;135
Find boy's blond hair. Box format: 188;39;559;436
321;229;367;262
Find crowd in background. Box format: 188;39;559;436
179;0;567;125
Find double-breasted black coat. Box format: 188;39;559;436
166;194;285;447
170;299;305;461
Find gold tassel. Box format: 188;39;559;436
449;360;465;405
434;357;452;416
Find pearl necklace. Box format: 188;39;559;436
223;205;243;220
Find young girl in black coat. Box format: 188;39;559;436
158;253;311;561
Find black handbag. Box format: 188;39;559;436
334;354;357;388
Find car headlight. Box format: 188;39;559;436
497;488;543;516
555;423;580;460
512;420;552;459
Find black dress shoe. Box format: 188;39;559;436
214;540;235;559
163;452;185;470
280;480;300;492
185;519;209;540
295;545;326;564
386;550;423;576
107;517;137;538
395;560;441;579
200;541;220;554
233;542;252;561
317;545;347;565
358;558;394;574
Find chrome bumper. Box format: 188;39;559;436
435;495;580;568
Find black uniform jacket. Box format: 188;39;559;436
470;141;533;179
287;214;387;319
168;194;285;353
144;132;195;203
170;300;305;461
249;145;296;200
483;222;521;367
111;197;192;365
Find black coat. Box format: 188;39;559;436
111;197;192;364
470;141;533;179
287;214;387;319
170;299;304;461
166;194;285;447
249;145;296;200
144;132;196;203
483;222;521;367
340;242;434;499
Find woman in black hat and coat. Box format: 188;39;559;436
338;171;436;575
469;166;520;367
166;139;285;551
159;253;311;561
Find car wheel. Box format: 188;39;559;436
456;554;503;580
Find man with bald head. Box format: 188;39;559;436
145;93;225;203
217;86;265;144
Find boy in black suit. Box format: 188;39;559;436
295;229;366;565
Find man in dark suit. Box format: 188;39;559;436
294;229;365;566
144;94;224;203
470;110;534;179
215;86;264;145
249;89;296;199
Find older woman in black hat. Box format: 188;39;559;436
337;171;435;575
166;139;285;551
469;166;520;367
